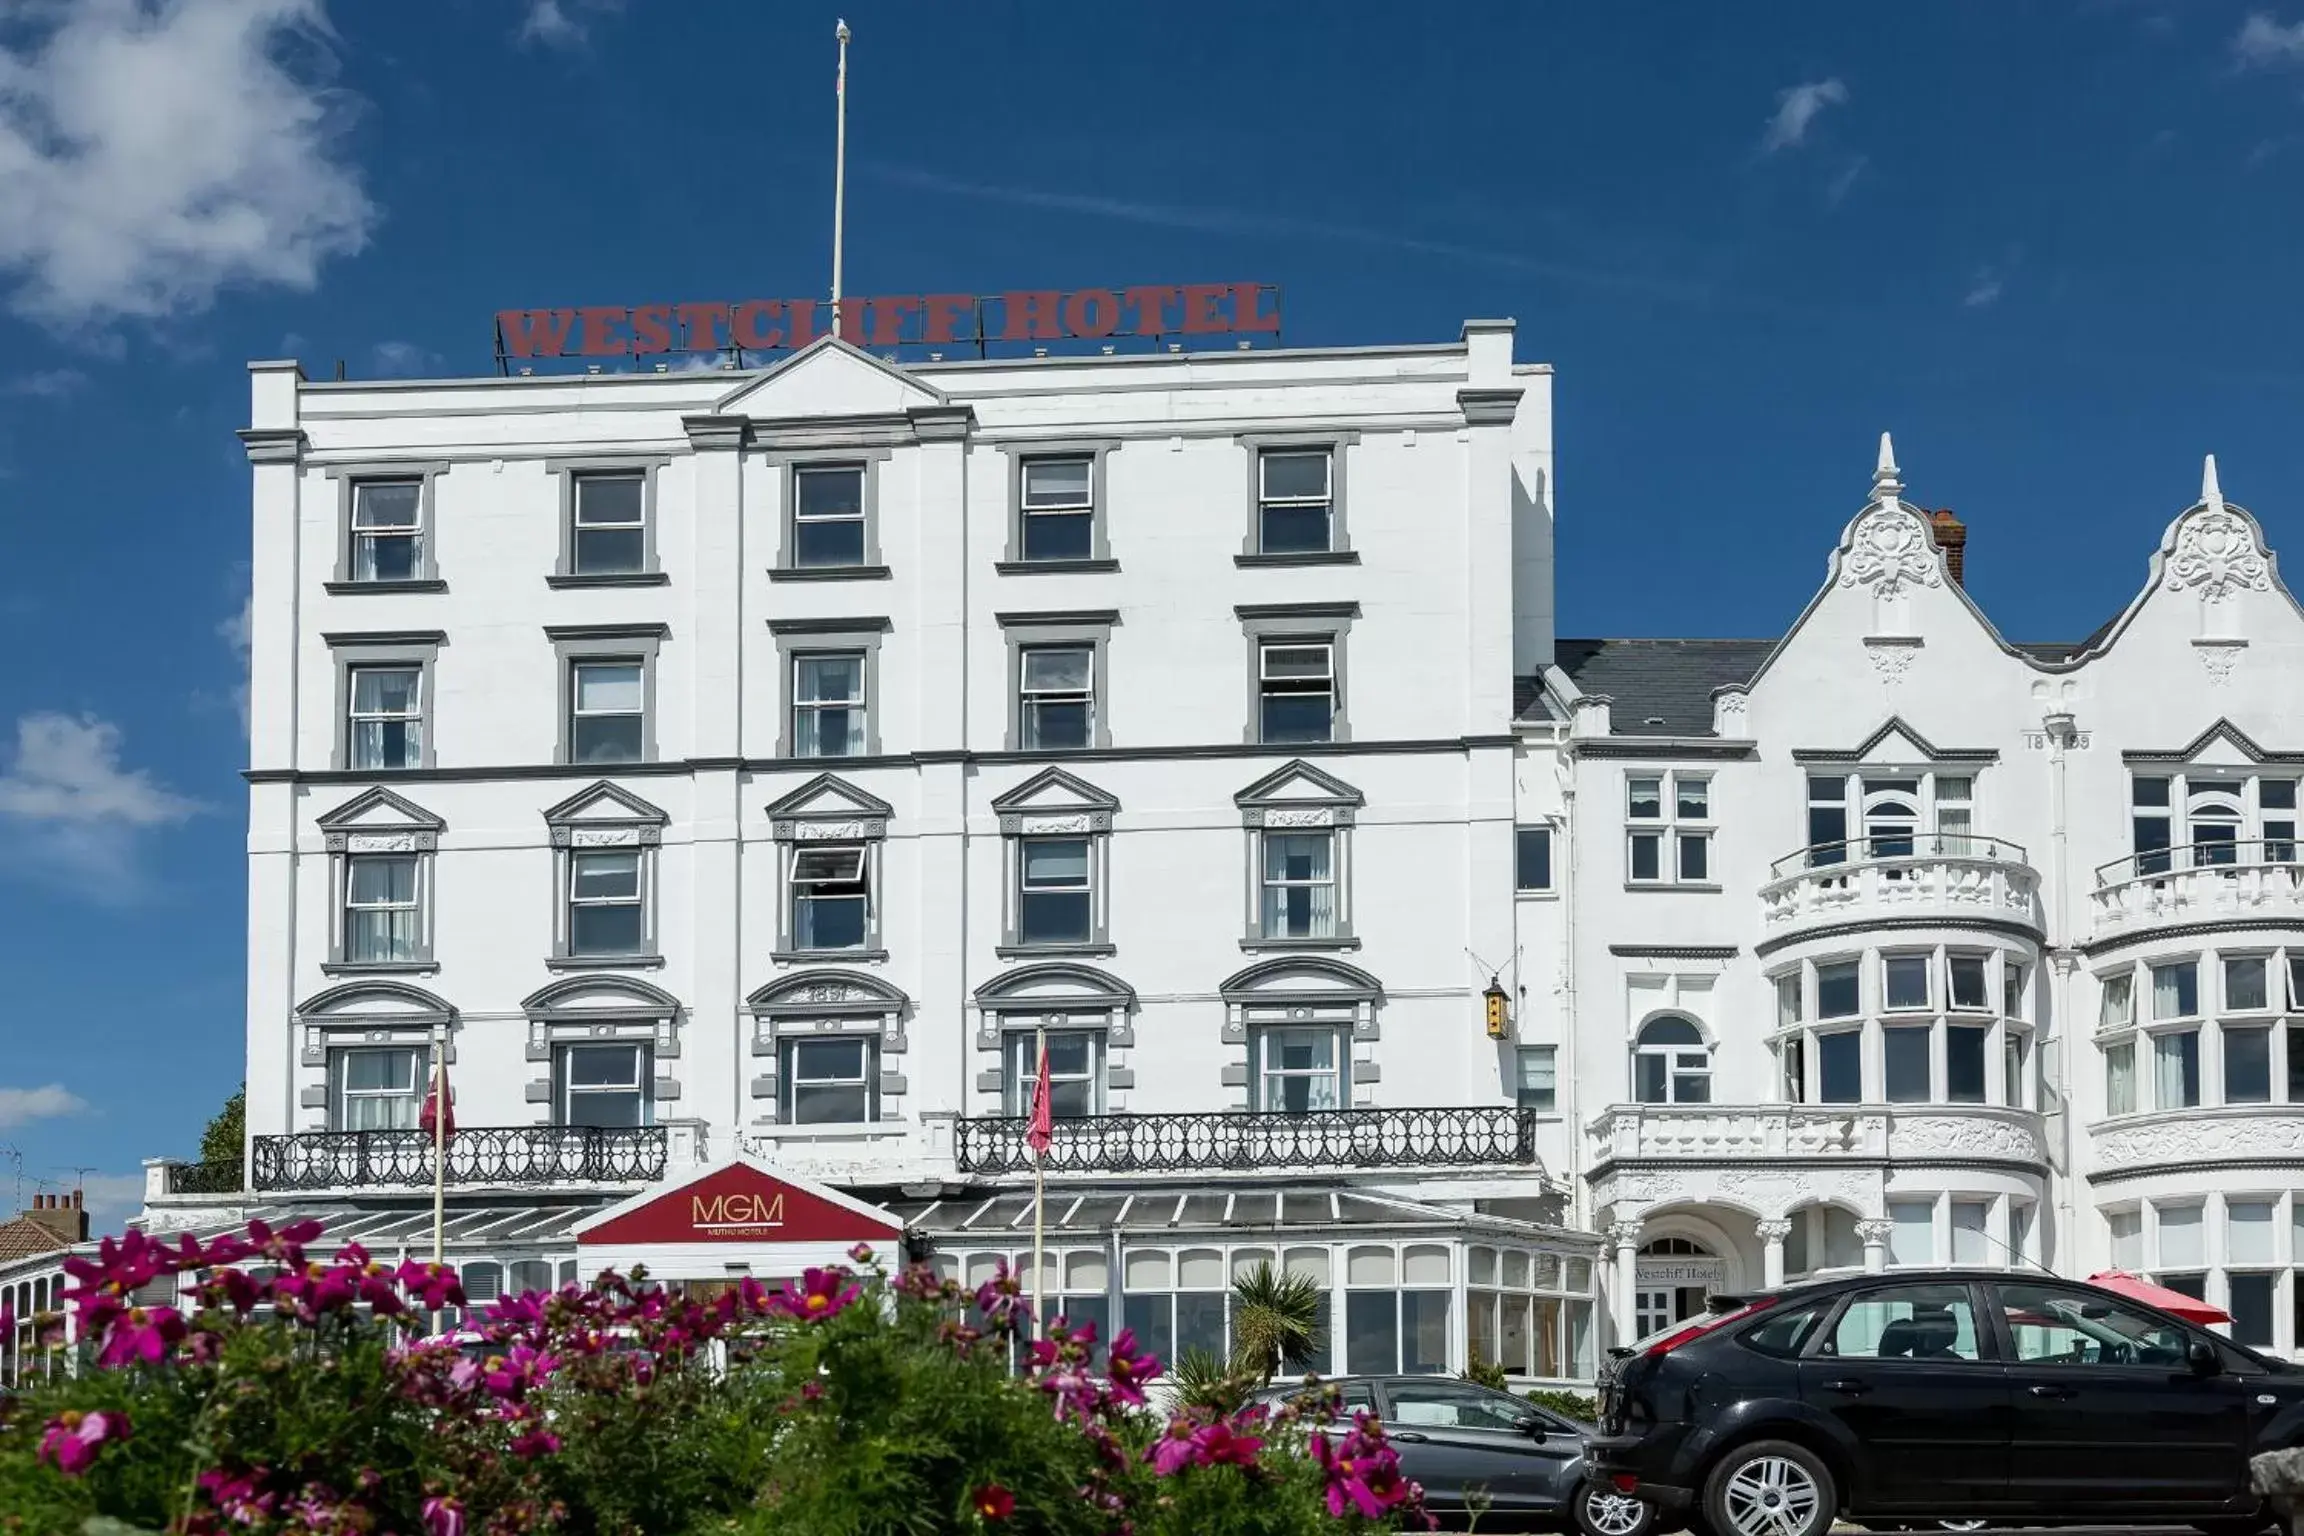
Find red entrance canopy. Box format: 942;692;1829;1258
572;1156;904;1282
2084;1270;2233;1326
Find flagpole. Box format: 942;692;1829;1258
831;18;851;335
1031;1023;1046;1343
430;1023;447;1267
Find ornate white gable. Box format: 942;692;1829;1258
1235;760;1364;829
766;772;892;841
541;782;668;849
316;787;444;853
990;767;1118;835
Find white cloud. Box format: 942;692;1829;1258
1825;155;1868;206
219;591;252;731
0;0;376;329
1761;78;1848;154
0;713;200;899
518;0;621;50
72;1172;149;1228
1963;268;2007;308
369;340;438;376
5;369;87;398
0;1085;87;1129
2235;12;2304;68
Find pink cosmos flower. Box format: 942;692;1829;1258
847;1242;876;1265
422;1495;467;1536
197;1466;278;1523
1149;1417;1202;1477
393;1259;464;1312
37;1409;126;1476
774;1266;860;1322
97;1304;187;1367
1190;1418;1265;1469
510;1427;563;1459
482;1343;558;1402
1311;1415;1412;1520
973;1259;1031;1334
1102;1327;1161;1406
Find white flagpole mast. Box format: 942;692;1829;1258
831;19;851;335
1032;1023;1046;1343
430;1023;447;1266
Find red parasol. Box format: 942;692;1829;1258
2084;1270;2232;1326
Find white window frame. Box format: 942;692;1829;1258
1882;952;1934;1013
1515;826;1554;894
1515;1044;1557;1111
789;844;873;954
568;657;647;766
569;470;649;577
555;1040;652;1128
346;663;425;772
566;848;647;959
1017;835;1095;948
1020;456;1096;563
1627;772;1714;886
1252;1024;1348;1113
791;650;868;759
348;479;424;584
790;462;869;569
1018;643;1096;751
1260;829;1340;942
332;1044;429;1133
1632;1015;1712;1104
778;1035;880;1125
1257;639;1337;745
343;853;423;966
1256;447;1334;555
1004;1029;1106;1119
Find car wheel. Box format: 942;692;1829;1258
1576;1482;1657;1536
1703;1440;1836;1536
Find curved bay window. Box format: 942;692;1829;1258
1769;947;2032;1107
2123;771;2299;879
1633;1016;1711;1104
2097;946;2304;1117
1805;771;1977;867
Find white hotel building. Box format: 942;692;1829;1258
131;316;2304;1381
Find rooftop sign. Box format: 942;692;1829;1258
493;283;1281;368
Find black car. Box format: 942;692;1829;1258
1255;1374;1656;1535
1584;1269;2304;1536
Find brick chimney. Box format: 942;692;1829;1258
1930;508;1967;587
22;1190;88;1244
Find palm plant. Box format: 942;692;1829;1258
1228;1261;1326;1384
1170;1346;1260;1414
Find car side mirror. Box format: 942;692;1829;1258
2188;1339;2219;1375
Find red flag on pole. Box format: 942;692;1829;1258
419;1054;455;1142
1025;1035;1053;1157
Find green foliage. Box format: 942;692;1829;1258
196;1086;245;1188
1169;1346;1261;1415
1458;1354;1509;1391
1522;1387;1599;1422
1229;1263;1326;1384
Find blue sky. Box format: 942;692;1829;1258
3;0;2303;1223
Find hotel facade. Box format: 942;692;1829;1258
131;313;2304;1382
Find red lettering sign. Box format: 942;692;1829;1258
492;285;1280;364
579;1162;902;1247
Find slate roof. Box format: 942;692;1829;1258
1549;638;1778;736
1534;634;2099;736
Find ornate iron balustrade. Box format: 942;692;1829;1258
250;1126;668;1192
954;1106;1538;1176
163;1160;246;1196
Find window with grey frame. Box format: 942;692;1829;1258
1257;638;1336;744
792;464;867;568
567;849;646;957
332;1044;428;1132
1261;830;1338;940
792;651;867;758
1020;457;1095;562
556;1041;650;1127
1258;448;1333;554
346;665;424;770
1019;644;1094;750
1005;1029;1102;1117
344;853;421;964
779;1036;878;1124
1515;827;1553;892
791;845;871;951
1017;836;1093;945
569;472;647;576
349;480;423;583
569;658;645;764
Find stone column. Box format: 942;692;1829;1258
1858;1218;1895;1274
1609;1220;1643;1343
1757;1219;1793;1289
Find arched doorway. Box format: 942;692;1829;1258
1633;1236;1727;1337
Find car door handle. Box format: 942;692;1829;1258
1391;1430;1431;1442
1820;1379;1871;1394
2027;1384;2075;1400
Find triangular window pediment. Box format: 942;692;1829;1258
542;781;669;827
714;337;943;421
1790;716;1997;768
316;786;444;834
990;767;1119;817
766;772;894;824
1235;760;1365;810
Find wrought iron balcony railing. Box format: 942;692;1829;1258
954;1106;1539;1177
250;1126;669;1192
162;1160;246;1196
